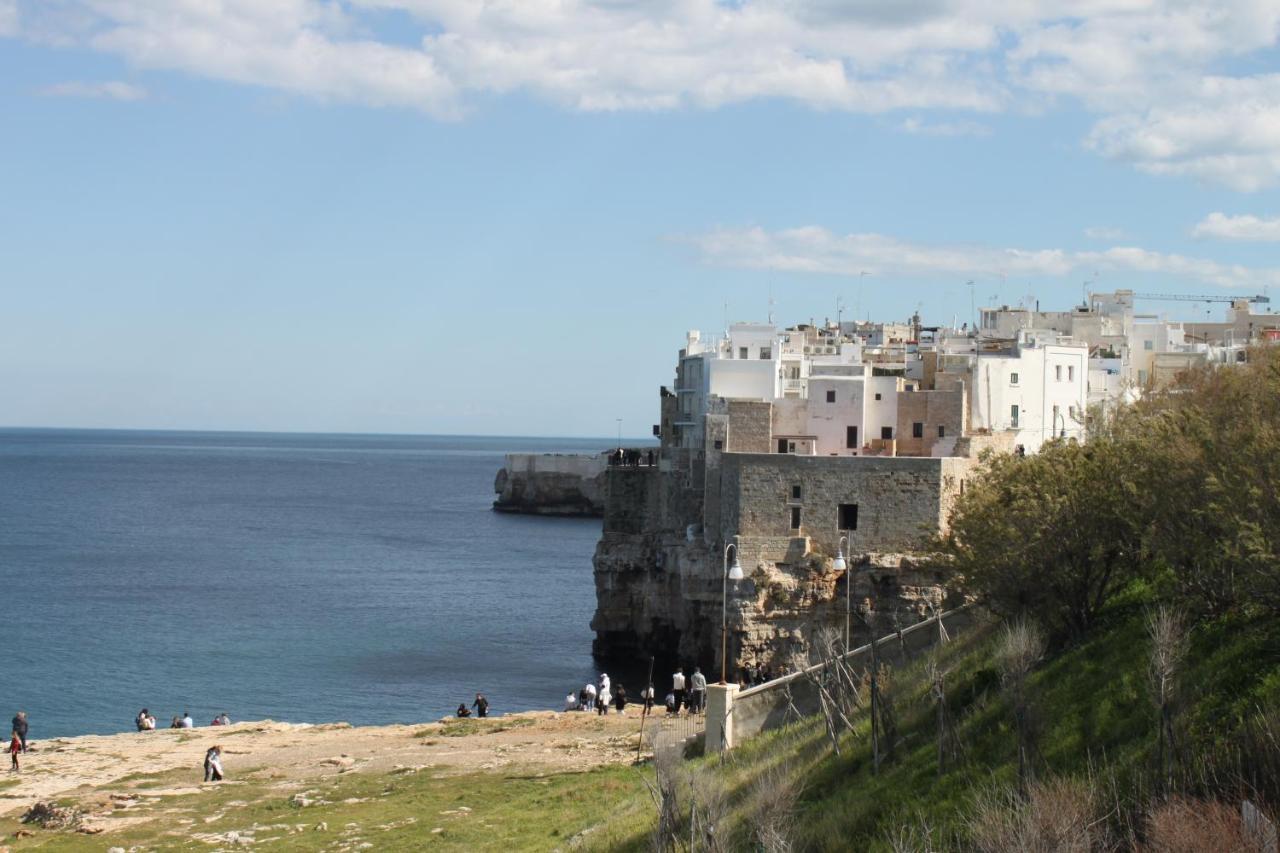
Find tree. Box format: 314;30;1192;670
938;432;1148;640
1132;348;1280;617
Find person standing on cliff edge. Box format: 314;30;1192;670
671;668;686;714
472;693;489;718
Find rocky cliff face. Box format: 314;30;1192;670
492;454;607;517
590;460;962;676
592;530;955;675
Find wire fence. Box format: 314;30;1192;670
642;709;706;758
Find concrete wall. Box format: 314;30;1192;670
727;607;979;748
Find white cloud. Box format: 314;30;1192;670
683;225;1280;288
37;79;148;101
1192;212;1280;242
0;0;17;37
1086;75;1280;191
11;1;1280;187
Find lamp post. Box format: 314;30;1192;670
833;534;850;654
721;539;744;684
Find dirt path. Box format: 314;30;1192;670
0;711;648;818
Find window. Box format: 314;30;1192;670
777;439;789;454
790;506;802;529
1144;340;1154;351
739;347;749;359
826;390;836;403
938;425;946;438
1068;365;1075;381
791;484;802;501
1053;404;1060;425
759;348;771;359
838;503;859;531
912;422;924;439
846;426;858;449
1055;365;1062;381
881;426;893;440
1138;369;1148;384
1010;404;1020;428
1010;372;1020;385
713;439;723;450
874;393;882;401
1068;405;1076;419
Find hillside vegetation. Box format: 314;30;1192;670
634;348;1280;851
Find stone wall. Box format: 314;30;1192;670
728;400;773;453
718;453;970;557
895;387;967;457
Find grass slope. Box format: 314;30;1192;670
685;585;1280;850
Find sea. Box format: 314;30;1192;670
0;428;627;739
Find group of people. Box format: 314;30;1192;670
566;672;640;715
739;664;786;689
663;666;708;716
608;448;655;467
135;709;232;730
455;693;489;718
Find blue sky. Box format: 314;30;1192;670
3;1;1280;436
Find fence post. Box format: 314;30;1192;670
706;683;739;753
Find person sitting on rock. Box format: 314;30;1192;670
456;703;471;718
218;713;231;726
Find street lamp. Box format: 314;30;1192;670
721;539;744;684
834;535;850;654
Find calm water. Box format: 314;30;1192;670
0;429;616;738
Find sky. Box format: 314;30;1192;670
3;1;1280;437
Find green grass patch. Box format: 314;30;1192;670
0;762;654;851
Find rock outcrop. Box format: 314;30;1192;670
492;453;608;517
591;452;970;676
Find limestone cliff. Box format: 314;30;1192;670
492;453;608;517
590;453;970;676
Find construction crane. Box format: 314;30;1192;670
1132;292;1270;304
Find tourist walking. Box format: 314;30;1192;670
8;731;20;772
671;668;686;714
12;712;28;752
689;667;707;714
203;745;224;782
583;682;597;711
472;693;489;718
641;684;655;713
